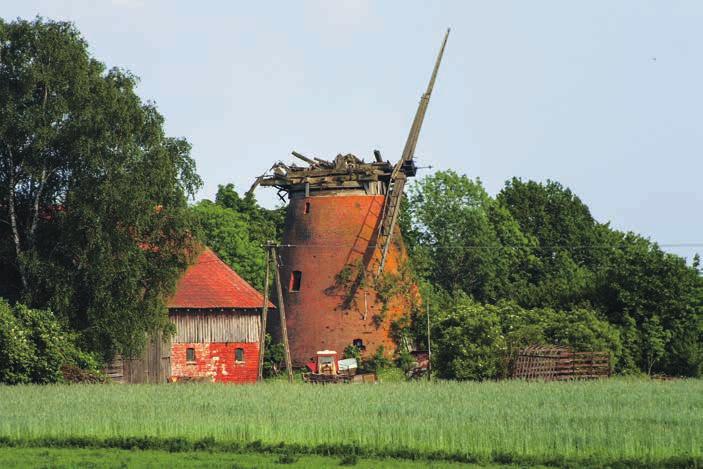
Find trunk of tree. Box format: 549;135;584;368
6;148;28;290
28;166;47;248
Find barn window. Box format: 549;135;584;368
186;347;196;362
289;271;302;292
235;348;245;362
353;338;366;351
304;202;311;214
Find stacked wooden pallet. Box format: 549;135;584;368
512;346;610;381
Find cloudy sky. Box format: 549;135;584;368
3;1;702;260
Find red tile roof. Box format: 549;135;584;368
167;248;272;309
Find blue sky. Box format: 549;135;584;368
3;1;702;260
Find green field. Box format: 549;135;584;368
0;447;481;468
0;379;701;467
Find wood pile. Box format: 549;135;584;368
511;345;610;381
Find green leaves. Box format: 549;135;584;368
191;184;284;292
0;299;81;384
405;170;703;377
431;295;621;380
0;18;201;360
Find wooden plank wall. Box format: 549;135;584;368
170;310;260;344
104;310;261;383
104;332;171;384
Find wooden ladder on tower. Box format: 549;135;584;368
376;173;407;274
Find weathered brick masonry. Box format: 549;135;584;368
171;342;259;383
276;192;415;366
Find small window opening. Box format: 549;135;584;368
304;202;311;214
186;347;196;362
235;348;244;362
352;338;366;351
289;270;302;292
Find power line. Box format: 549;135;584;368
265;243;703;250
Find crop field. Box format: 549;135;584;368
0;379;701;467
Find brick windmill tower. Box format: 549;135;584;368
255;30;449;365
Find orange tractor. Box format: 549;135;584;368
302;350;376;384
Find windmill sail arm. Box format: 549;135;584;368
378;29;449;274
393;27;450;178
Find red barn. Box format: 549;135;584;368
167;248;269;383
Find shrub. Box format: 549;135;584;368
432;294;506;381
432;294;623;380
0;299;98;384
0;301;35;384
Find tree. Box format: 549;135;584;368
191;200;266;290
593;231;703;375
191;184;284;291
404;170;535;303
431;294;622;380
496;178;609;309
0;18;201;358
213;184;285;250
405;172;702;377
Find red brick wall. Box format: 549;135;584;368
277;193;417;365
171;342;259;383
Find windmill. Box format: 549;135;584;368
253;30;449;365
376;28;449;273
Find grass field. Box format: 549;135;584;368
0;447;481;468
0;379;700;467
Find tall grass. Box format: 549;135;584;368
0;379;700;465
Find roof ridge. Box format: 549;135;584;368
166;247;273;309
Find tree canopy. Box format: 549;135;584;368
403;171;703;377
191;184;284;291
0;18;201;359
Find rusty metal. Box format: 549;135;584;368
511;346;611;381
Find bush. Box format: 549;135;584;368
263;334;285;377
432;294;623;380
0;299;99;384
0;301;35;384
432;294;506;381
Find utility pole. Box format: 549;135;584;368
426;298;432;381
257;247;271;382
271;245;294;383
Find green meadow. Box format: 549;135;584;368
0;379;700;467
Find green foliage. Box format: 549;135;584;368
342;344;362;362
432;294;507;381
0;18;201;360
192;184;284;292
263;333;285;378
362;345;392;372
405;171;703;377
0;301;35;384
0;299;92;384
394;350;415;374
431;293;621;380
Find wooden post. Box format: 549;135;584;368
271;245;294;383
257;247;271;382
426;298;432;381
